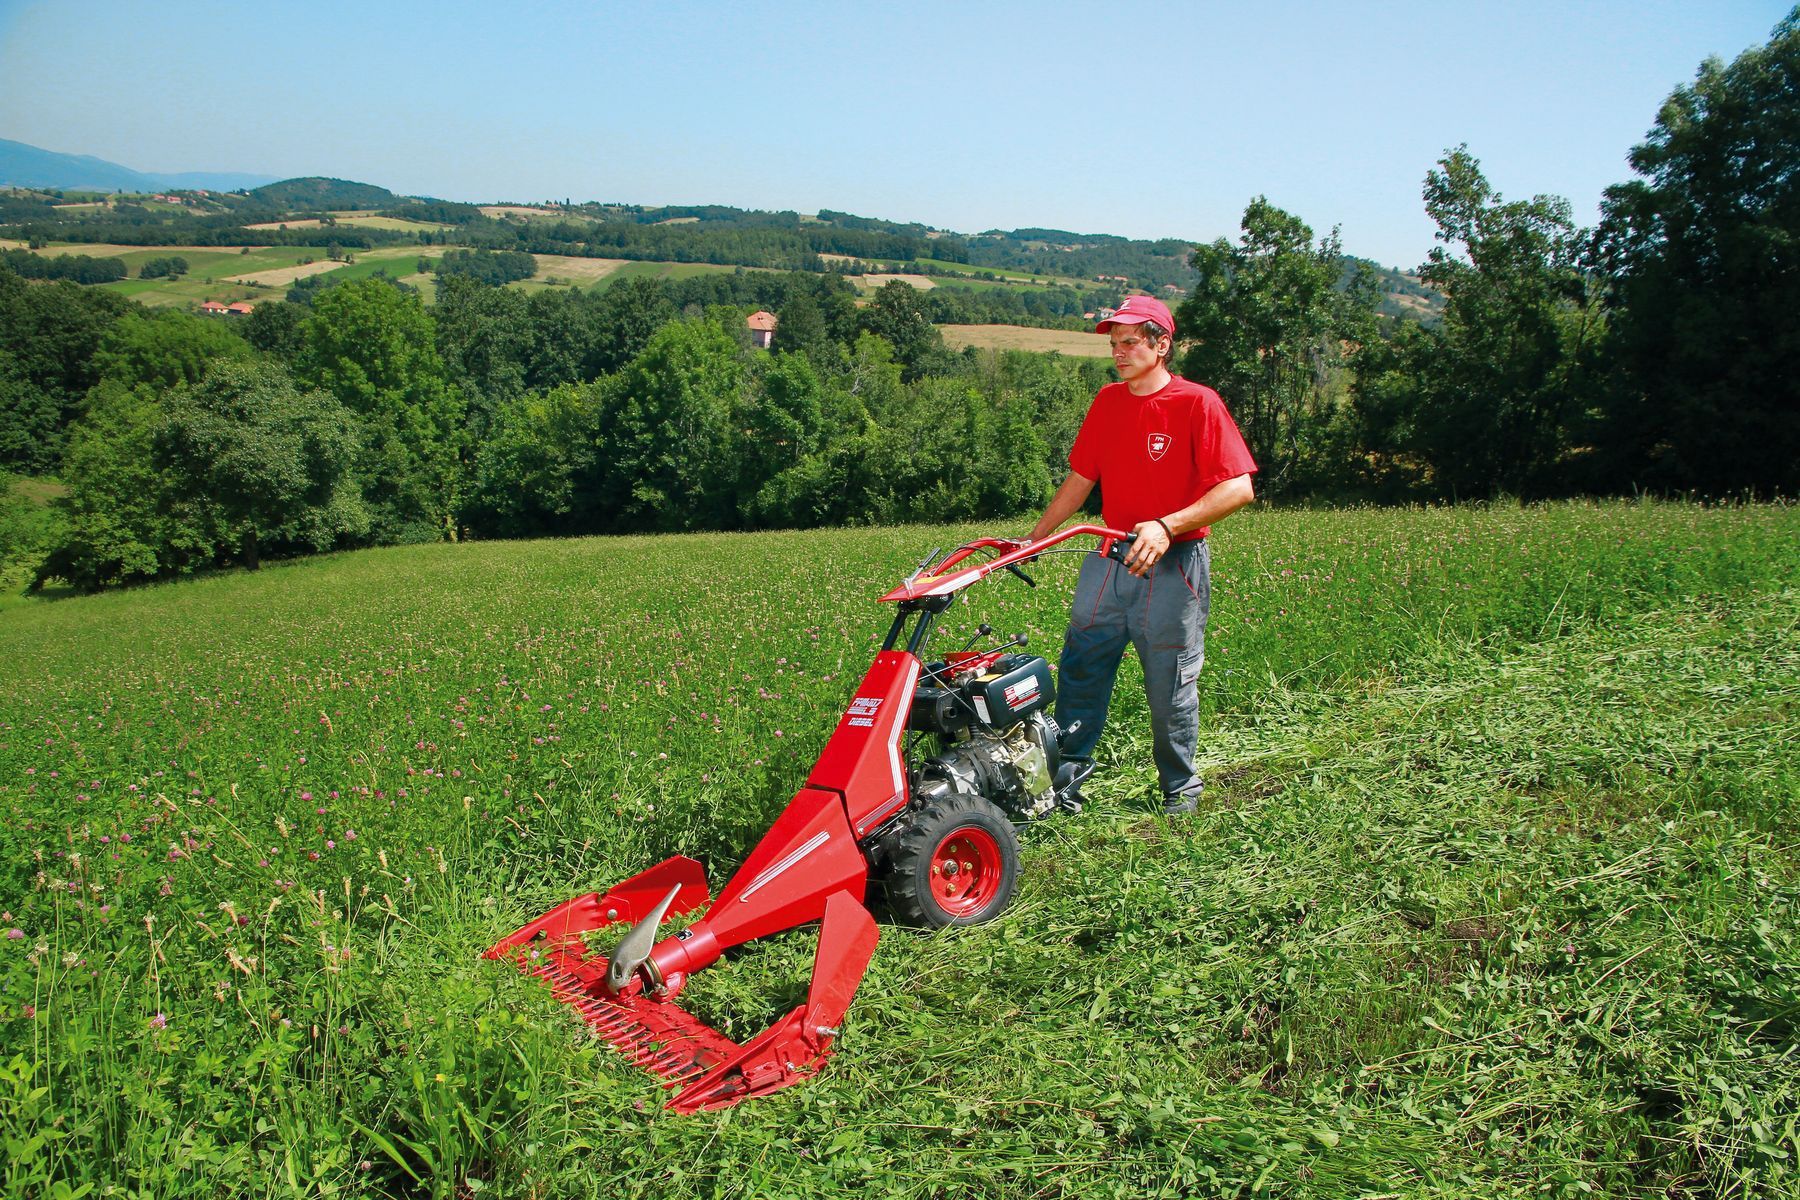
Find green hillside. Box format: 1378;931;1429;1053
249;176;399;210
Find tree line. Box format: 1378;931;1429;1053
0;248;126;284
4;262;1114;588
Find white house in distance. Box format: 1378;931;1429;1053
747;310;777;349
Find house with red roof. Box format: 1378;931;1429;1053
746;310;778;350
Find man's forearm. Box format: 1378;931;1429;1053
1029;472;1096;542
1160;474;1255;537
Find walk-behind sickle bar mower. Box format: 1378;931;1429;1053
485;524;1136;1112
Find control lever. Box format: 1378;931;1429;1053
1005;563;1037;588
956;622;994;652
1103;533;1138;564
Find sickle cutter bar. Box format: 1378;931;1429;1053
485;845;880;1113
485;524;1128;1112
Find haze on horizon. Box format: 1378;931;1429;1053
0;0;1790;269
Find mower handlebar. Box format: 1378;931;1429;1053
878;523;1134;603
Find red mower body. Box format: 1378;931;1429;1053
485;525;1129;1111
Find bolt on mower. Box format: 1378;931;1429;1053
485;524;1137;1113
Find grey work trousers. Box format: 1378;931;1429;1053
1055;538;1210;799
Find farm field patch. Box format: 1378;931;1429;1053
338;215;453;232
7;241;260;259
851;272;936;291
914;256;1088;287
479;204;563;219
1;503;1795;1198
579;259;753;288
522;253;631;284
224;258;347;287
939;323;1112;356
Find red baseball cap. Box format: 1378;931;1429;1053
1095;295;1175;336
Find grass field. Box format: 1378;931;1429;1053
518;254;632;287
0;503;1796;1198
913;257;1089;288
5;240;443;306
574;260;757;290
940;324;1113;356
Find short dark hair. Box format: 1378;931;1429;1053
1139;320;1172;365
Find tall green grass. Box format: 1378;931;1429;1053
0;501;1794;1198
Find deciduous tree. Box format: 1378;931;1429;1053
1594;9;1800;493
1353;151;1599;497
1179;198;1377;495
156;360;366;569
595;317;744;530
297;278;467;540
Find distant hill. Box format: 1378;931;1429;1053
0;137;277;193
250;177;398;210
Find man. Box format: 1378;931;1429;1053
1025;295;1256;815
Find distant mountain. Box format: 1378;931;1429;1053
249;177;398;210
0;137;278;193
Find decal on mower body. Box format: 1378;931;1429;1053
846;696;882;728
739;830;831;901
809;651;919;836
1003;678;1040;706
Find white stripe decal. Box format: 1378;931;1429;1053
740;831;830;902
888;659;919;796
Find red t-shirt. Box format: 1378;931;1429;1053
1068;376;1257;540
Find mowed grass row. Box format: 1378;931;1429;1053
0;502;1794;1198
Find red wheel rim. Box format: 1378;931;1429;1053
929;826;1004;918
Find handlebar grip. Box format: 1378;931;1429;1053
1005;563;1038;588
1104;533;1138;563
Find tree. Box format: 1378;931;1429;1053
240;300;309;361
138;256;188;279
93;308;248;391
859;281;945;381
1178;198;1377;494
1353;150;1599;497
734;351;827;519
594;317;744;530
774;287;830;360
155;360;366;570
432;274;534;438
297;278;467;540
0;270;131;472
34;380;220;590
1594;9;1800;493
582;277;678;376
467;381;604;537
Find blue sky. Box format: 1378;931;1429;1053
0;0;1789;268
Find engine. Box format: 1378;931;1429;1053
907;654;1066;820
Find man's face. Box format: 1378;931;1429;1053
1110;326;1166;383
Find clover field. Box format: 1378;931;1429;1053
1;501;1796;1199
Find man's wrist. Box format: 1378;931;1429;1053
1153;517;1174;541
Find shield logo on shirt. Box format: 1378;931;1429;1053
1147;432;1171;461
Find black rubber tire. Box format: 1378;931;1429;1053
881;793;1020;928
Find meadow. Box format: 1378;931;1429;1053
939;324;1114;357
0;502;1794;1199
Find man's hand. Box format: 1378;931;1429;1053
1124;519;1171;576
